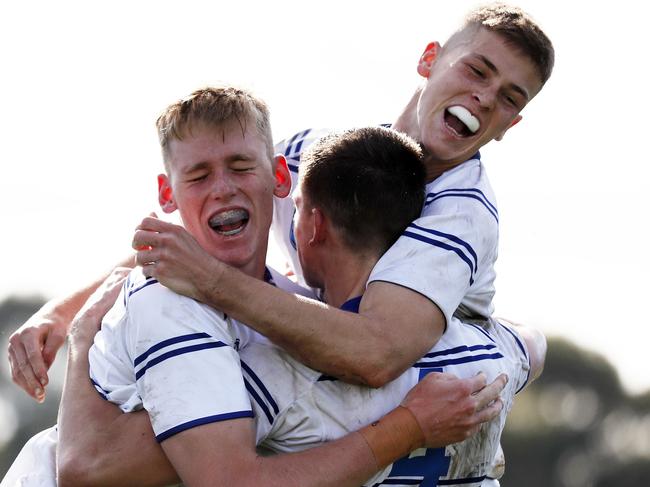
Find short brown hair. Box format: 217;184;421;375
156;86;274;164
300;127;425;254
452;3;555;85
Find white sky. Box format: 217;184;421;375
1;0;648;393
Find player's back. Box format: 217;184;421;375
242;317;529;486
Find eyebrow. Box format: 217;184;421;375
476;54;530;101
183;161;210;174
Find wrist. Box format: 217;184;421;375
358;405;425;469
198;257;226;304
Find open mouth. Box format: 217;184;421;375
208;209;250;236
444;106;480;137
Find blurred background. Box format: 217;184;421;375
1;0;649;484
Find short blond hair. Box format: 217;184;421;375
156;86;274;166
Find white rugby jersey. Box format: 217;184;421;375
88;266;308;443
241;298;529;487
273;128;499;324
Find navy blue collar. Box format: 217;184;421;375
340;296;362;313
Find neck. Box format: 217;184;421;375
320;245;379;309
392;87;468;182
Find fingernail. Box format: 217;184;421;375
40;378;47;386
35;387;43;397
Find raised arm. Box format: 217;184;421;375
7;254;135;401
57;268;178;487
133;218;443;387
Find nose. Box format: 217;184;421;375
211;171;237;200
473;88;497;111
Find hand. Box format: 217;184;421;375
132;216;220;302
401;372;507;448
8;307;69;402
68;267;130;346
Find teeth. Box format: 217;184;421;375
448;106;480;134
209;209;249;236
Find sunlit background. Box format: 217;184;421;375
1;0;649;484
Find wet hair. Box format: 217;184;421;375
156;85;273;166
450;3;554;85
300;126;425;254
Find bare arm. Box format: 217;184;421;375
7;254;135;401
133;218;444;387
134;373;506;487
56;266;506;486
57;268;178;487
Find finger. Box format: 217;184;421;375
9;344;44;401
135;248;160;266
136;216;175;233
474;374;508;411
474;397;504;424
132;229;161;251
466;371;488;394
141;262;157;279
23;336;51;387
41;327;67;370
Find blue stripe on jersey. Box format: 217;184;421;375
244;378;275;425
497;321;527;358
241;361;279;415
374;475;486;486
409;222;478;273
466;323;496;343
438;475;487;485
373;479;421;485
497;321;530;393
135;342;227;380
425;188;498;223
90;378;109;400
287;162;299;173
155;410;254;443
402;230;475;285
127;277;159;299
134;332;213;367
284;128;312;159
423;343;496;359
414;352;503;369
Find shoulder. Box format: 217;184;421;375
423;158;498;225
274;128;334;170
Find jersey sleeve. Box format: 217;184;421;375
125;278;253;443
368;162;499;327
489;318;531;394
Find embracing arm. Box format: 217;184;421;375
154;373;505;487
56;269;178;487
7;254;135;401
133;218;444;387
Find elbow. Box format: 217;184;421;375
58;454;91;487
57;445;107;487
354;353;405;388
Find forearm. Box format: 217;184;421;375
57;334;177;487
201;264;432;386
48;254;136;332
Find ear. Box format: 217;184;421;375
495;115;523;141
157;174;177;214
309;207;327;245
273;155;292;198
417;41;441;78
